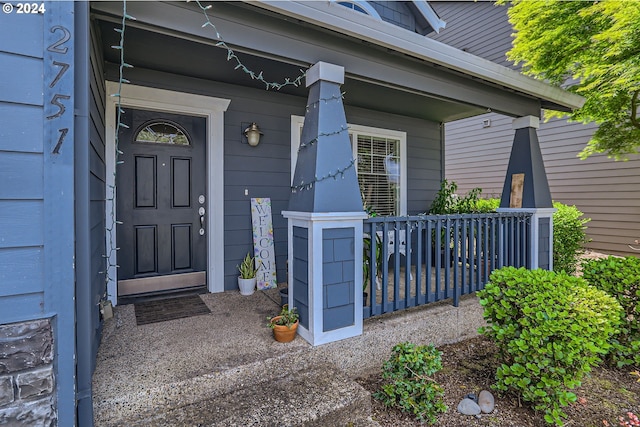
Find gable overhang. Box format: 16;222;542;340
251;0;584;113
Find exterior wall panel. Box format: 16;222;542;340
0;53;44;106
0;4;77;424
429;1;514;67
446;113;640;256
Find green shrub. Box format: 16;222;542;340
429;180;483;214
552;202;590;275
472;197;500;213
478;267;622;425
373;342;447;424
581;256;640;367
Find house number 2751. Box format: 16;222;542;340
46;25;71;154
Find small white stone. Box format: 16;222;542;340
457;398;481;416
478;390;495;414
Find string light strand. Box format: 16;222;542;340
194;0;306;90
102;1;135;297
298;126;349;151
291;159;356;193
305;92;346;111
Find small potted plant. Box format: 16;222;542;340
267;305;299;342
237;252;259;295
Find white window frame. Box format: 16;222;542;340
291;115;407;216
330;0;382;20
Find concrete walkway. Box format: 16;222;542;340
92;286;485;426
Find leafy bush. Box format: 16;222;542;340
472;197;500;213
478;267;622;425
374;342;447;424
581;256;640;366
552;202;590;275
429;179;483;214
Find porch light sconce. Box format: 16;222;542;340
243;122;263;147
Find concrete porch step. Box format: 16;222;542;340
93;351;379;426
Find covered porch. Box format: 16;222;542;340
83;1;584;423
91;287;483;426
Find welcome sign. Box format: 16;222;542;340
250;198;277;290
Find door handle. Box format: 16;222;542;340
199;207;206;236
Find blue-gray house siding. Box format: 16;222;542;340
0;2;78;425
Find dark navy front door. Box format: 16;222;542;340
116;108;207;296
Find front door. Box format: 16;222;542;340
116;108;207;296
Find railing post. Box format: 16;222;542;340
497;209;550;270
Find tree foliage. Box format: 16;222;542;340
502;0;640;159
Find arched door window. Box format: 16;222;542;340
134;121;190;145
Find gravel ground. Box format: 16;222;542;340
356;250;640;427
357;335;640;427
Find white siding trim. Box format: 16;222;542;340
105;82;230;303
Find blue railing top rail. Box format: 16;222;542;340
364;212;533;223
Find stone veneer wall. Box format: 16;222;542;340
0;319;56;426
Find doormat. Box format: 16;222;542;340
134;295;211;326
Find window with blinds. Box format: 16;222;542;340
290;115;407;216
354;134;401;216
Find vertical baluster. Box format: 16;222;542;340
427;219;434;303
416;219;424;305
381;221;389;313
435;218;442;302
452;216;460;307
404;221;413;308
392;221;401;310
454;218;468;293
444;217;451;301
466;219;480;294
482;216;489;286
369;220;378;316
471;217;484;292
510;216;516;265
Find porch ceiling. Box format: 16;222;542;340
96;20;484;123
91;1;559;122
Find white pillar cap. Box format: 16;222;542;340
306;61;345;87
512;115;540;129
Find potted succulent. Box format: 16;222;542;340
267;305;299;342
237;252;259;296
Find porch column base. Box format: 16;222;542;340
282;210;367;346
497;207;555;270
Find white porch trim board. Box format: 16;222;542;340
105;82;230;304
283;211;368;346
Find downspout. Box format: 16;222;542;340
440;122;446;182
74;1;94;425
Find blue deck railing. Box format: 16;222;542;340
362;212;532;318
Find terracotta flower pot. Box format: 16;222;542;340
270;316;299;343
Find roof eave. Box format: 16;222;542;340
248;0;585;112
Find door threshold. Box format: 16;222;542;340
117;285;207;305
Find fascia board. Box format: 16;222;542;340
249;0;585;111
